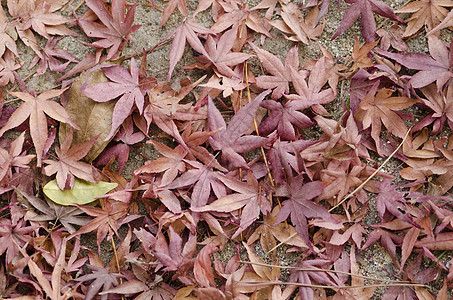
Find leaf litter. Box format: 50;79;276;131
0;0;452;299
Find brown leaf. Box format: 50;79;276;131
400;227;421;273
355;84;416;154
194;243;218;287
269;3;325;44
397;0;453;37
59;68;116;162
350;37;379;73
415;232;453;250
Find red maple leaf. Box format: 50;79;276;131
193;172;271;239
9;0;76;39
376;36;453;90
0;217;37;265
275;174;338;252
95;118;145;173
43;129;98;190
250;43;300;100
0;132;35;184
69;200;132;252
166;159;226;209
82;58;146;140
376;179;419;226
289;259;343;299
194;27;253;78
259;99;313;141
354;83;416;154
166;19;214;80
77;0;141;60
331;0;404;43
153;227;197;273
285;61;336;115
0;50;21;88
134;140;187;187
412;82;453;133
207;90;271;169
0;88;78;167
30;37;78;75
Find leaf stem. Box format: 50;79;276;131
329;126;412;212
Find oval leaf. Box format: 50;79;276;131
43;178;118;206
59;68;116;162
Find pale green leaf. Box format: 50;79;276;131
43;178;117;206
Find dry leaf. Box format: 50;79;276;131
59;68;116;162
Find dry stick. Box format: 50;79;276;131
239;261;412;283
243;62;280;214
69;0;85;16
110;235;125;300
62;0;77;14
265;127;412;256
329;126;412;212
98;199;123;295
244;62;275;189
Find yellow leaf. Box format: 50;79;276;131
43;178;117;206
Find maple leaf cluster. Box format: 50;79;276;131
1;0;453;299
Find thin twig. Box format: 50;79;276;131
329;126;412;212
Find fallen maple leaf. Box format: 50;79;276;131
77;0;141;60
95;118;145;173
153;227;197;274
30;37;78;75
144;77;207;150
349;36;379;74
166;19;214;80
355;83;416;154
69;200;131;252
0;132;35;184
43;129;98;190
0;217;37;265
0;8;18;58
412;82;453;133
0;50;21;88
269;3;325;44
249;43;300;100
194;243;218;287
285;61;336;115
82;58;146;140
75;264;123;300
196;27;253;78
376;36;453;90
376;24;408;52
9;0;76;39
159;0;188;27
258;99;313;141
134;140;187;187
17;188;90;234
289;259;342;299
275;174;339;252
332;0;404;43
166;159;226;209
207;90;271;169
193;172;271;239
399;0;453;37
0;88;78;167
376;179;419;226
210;0;272;49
